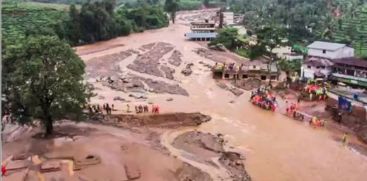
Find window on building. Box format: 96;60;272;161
307;66;311;69
242;74;248;79
322;50;326;54
316;66;320;69
224;74;229;78
261;75;267;80
270;76;277;80
321;66;325;69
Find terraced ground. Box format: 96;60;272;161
2;2;67;41
334;5;367;58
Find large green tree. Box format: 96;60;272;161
2;35;91;136
164;0;179;24
210;27;241;50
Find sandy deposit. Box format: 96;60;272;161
2;113;220;181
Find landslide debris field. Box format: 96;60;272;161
2;113;250;181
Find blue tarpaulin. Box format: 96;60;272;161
338;96;352;112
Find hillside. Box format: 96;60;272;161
334;5;367;57
2;2;67;42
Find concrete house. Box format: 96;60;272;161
185;22;217;41
307;41;354;59
301;41;355;80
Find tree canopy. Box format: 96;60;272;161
164;0;179;23
2;35;91;136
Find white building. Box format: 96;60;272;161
307;41;354;59
301;41;355;80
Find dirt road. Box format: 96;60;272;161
75;10;367;181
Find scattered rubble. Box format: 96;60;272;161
181;63;194;76
131;76;189;96
233;78;262;90
127;42;174;78
199;61;213;69
219;152;251;181
113;96;130;102
176;163;212;181
172;131;251;181
86;51;132;78
194;48;247;64
160;65;176;80
216;81;244;96
166;98;174;101
168;50;183;67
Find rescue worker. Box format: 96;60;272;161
341;132;348;146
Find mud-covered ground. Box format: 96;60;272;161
3;8;367;181
3;113;248;181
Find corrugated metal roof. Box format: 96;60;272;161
307;41;346;51
332;57;367;68
185;32;217;38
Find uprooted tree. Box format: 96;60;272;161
2;35;91;136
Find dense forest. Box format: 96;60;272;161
2;0;169;45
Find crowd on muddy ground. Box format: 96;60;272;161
87;103;160;115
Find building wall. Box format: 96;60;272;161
301;64;332;79
308;47;354;59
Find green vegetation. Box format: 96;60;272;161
164;0;179;23
2;35;91;136
277;59;302;74
229;0;367;58
179;0;202;10
3;0;169;46
209;27;241;50
334;5;367;58
2;2;67;43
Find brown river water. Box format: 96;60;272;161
76;10;367;181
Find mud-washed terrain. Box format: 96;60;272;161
3;9;367;181
3;113;247;181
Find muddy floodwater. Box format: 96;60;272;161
74;10;367;181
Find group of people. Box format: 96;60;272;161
134;104;160;114
250;88;277;112
135;105;149;113
286;101;298;117
87;103;114;115
310;116;326;128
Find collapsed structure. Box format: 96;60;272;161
212;58;279;81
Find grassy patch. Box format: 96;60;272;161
2;3;67;41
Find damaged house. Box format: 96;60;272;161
212;58;279;81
